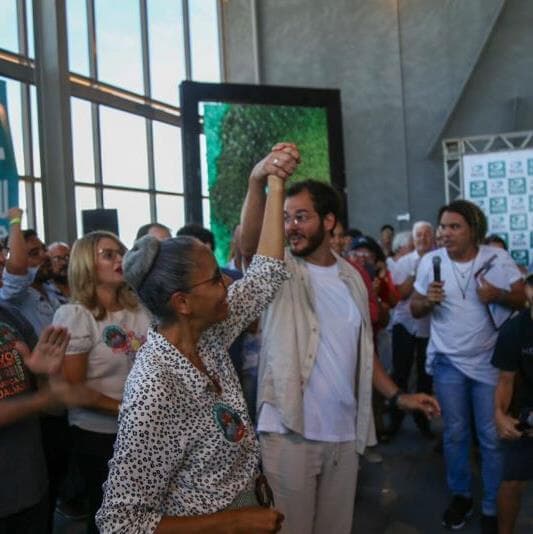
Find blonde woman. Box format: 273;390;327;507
53;231;151;533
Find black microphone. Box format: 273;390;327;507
432;256;441;283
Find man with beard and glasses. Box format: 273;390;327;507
47;242;70;304
240;143;440;534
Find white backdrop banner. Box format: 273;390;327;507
463;149;533;267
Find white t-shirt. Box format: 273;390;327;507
53;304;151;433
414;245;522;385
258;262;361;441
391;250;430;338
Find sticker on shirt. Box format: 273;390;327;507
0;323;31;400
102;325;146;358
213;403;246;443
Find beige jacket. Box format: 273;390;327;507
257;249;376;453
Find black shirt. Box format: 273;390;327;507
491;309;533;414
0;302;47;517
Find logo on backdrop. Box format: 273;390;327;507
488;161;506;178
489;197;508;214
470;164;485;178
510;214;528;231
489;215;507;233
511;250;529;266
508;161;524;176
509;177;526;195
469;180;486;197
509;196;527;213
489;180;505;196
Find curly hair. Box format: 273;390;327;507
68;231;139;320
286;179;341;223
437;200;487;245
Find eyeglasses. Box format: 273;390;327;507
188;268;226;290
50;255;69;264
283;212;317;226
97;248;124;262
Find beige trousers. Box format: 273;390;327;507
259;432;359;534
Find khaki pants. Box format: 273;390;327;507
259;432;359;534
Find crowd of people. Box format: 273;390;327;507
0;142;531;534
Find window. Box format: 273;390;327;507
0;1;223;243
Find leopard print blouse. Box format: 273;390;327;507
96;255;288;533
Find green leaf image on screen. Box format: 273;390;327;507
488;161;506;178
204;103;330;265
508;177;526;195
510;214;527;231
469;180;486;198
511;250;529;267
489;197;507;214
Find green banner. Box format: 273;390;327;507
0;80;19;238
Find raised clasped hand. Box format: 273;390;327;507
250;142;301;185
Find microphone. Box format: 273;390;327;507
432;256;441;283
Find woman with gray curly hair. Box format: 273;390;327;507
96;171;292;533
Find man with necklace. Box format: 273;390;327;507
411;200;525;534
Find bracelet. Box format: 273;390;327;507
9;217;21;226
388;389;405;410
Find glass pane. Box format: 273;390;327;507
153;122;183;193
75;185;97;237
202;198;211;228
71;98;95;183
199;133;208;197
17;180;28;226
25;0;34;57
34;181;44;238
30;86;40;177
148;0;186;104
0;0;18;54
66;0;90;75
103;188;151;247
100;106;148;188
3;78;24;175
189;0;221;82
95;0;143;93
156;194;184;236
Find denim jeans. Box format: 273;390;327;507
433;354;502;516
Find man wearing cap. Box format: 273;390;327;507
491;267;533;534
240;143;440;534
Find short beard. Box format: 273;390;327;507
289;224;325;257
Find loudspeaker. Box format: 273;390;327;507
82;209;119;236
